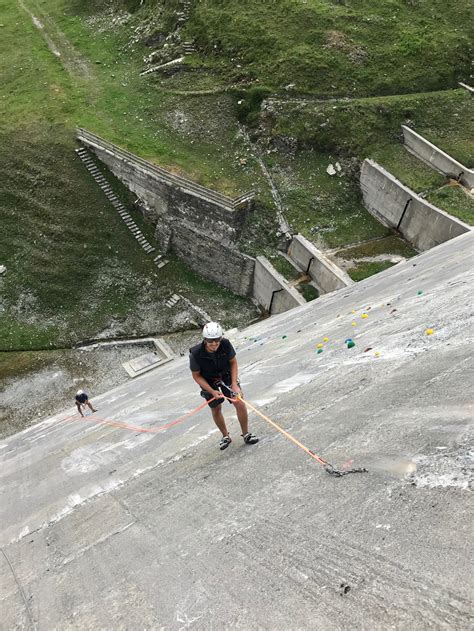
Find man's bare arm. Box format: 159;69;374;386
191;371;221;398
229;357;240;393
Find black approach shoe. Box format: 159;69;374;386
242;432;259;445
219;435;232;450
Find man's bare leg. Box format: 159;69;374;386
233;399;249;435
86;401;97;413
211;405;229;437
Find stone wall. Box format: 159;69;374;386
171;225;255;297
288;234;353;293
402;126;474;189
253;256;306;315
76;128;255;295
360;159;470;251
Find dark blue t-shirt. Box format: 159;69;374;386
75;393;88;404
189;338;236;381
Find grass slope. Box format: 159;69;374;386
0;0;258;357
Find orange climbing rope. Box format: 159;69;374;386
64;397;216;434
60;390;367;477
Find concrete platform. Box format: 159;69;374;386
1;232;473;629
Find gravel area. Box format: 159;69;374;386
0;330;204;438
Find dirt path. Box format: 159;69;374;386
17;0;93;81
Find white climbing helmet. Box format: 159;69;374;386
76;389;84;396
202;322;223;339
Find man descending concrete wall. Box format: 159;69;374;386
402;126;474;190
76;128;255;296
360;159;470;251
288;234;353;294
253;256;306;315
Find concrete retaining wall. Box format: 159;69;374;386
77;128;257;296
402;126;474;189
360;159;470;251
171;225;256;297
253;256;306;315
288;234;353;293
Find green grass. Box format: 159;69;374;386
262;149;390;247
335;235;418;259
266;254;300;282
348;260;395;281
187;0;472;97
426;186;474;226
0;0;259;353
371;145;447;193
267;89;472;159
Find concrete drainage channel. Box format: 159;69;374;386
75;146;170;269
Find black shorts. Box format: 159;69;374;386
200;376;240;409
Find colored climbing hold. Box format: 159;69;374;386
282;335;287;339
347;340;356;349
344;338;353;344
351;310;356;314
323;337;329;343
417;291;423;296
361;313;368;319
351;322;357;326
364;347;373;352
317;348;323;354
317;343;324;348
375;351;380;357
425;328;434;335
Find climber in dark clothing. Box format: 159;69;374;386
190;322;259;450
75;390;97;417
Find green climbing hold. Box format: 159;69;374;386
347;340;356;349
317;348;323;354
282;335;287;339
417;291;423;296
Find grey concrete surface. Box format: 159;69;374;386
361;159;471;250
402;126;474;190
1;232;474;630
288;234;353;293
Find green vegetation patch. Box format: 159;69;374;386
335;235;418;260
426;186;474;226
187;0;472;97
348;260;395;282
265;90;472;158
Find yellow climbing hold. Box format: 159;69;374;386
361;313;368;319
351;322;357;326
425;328;434;335
317;343;324;348
323;337;329;343
351;310;356;314
375;352;380;357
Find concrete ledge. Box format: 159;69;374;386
459;82;474;94
402;126;474;189
253;256;306;315
122;338;174;378
77;128;254;210
288;234;353;293
360;159;471;251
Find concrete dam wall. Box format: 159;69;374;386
402;125;474;190
360;159;471;251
